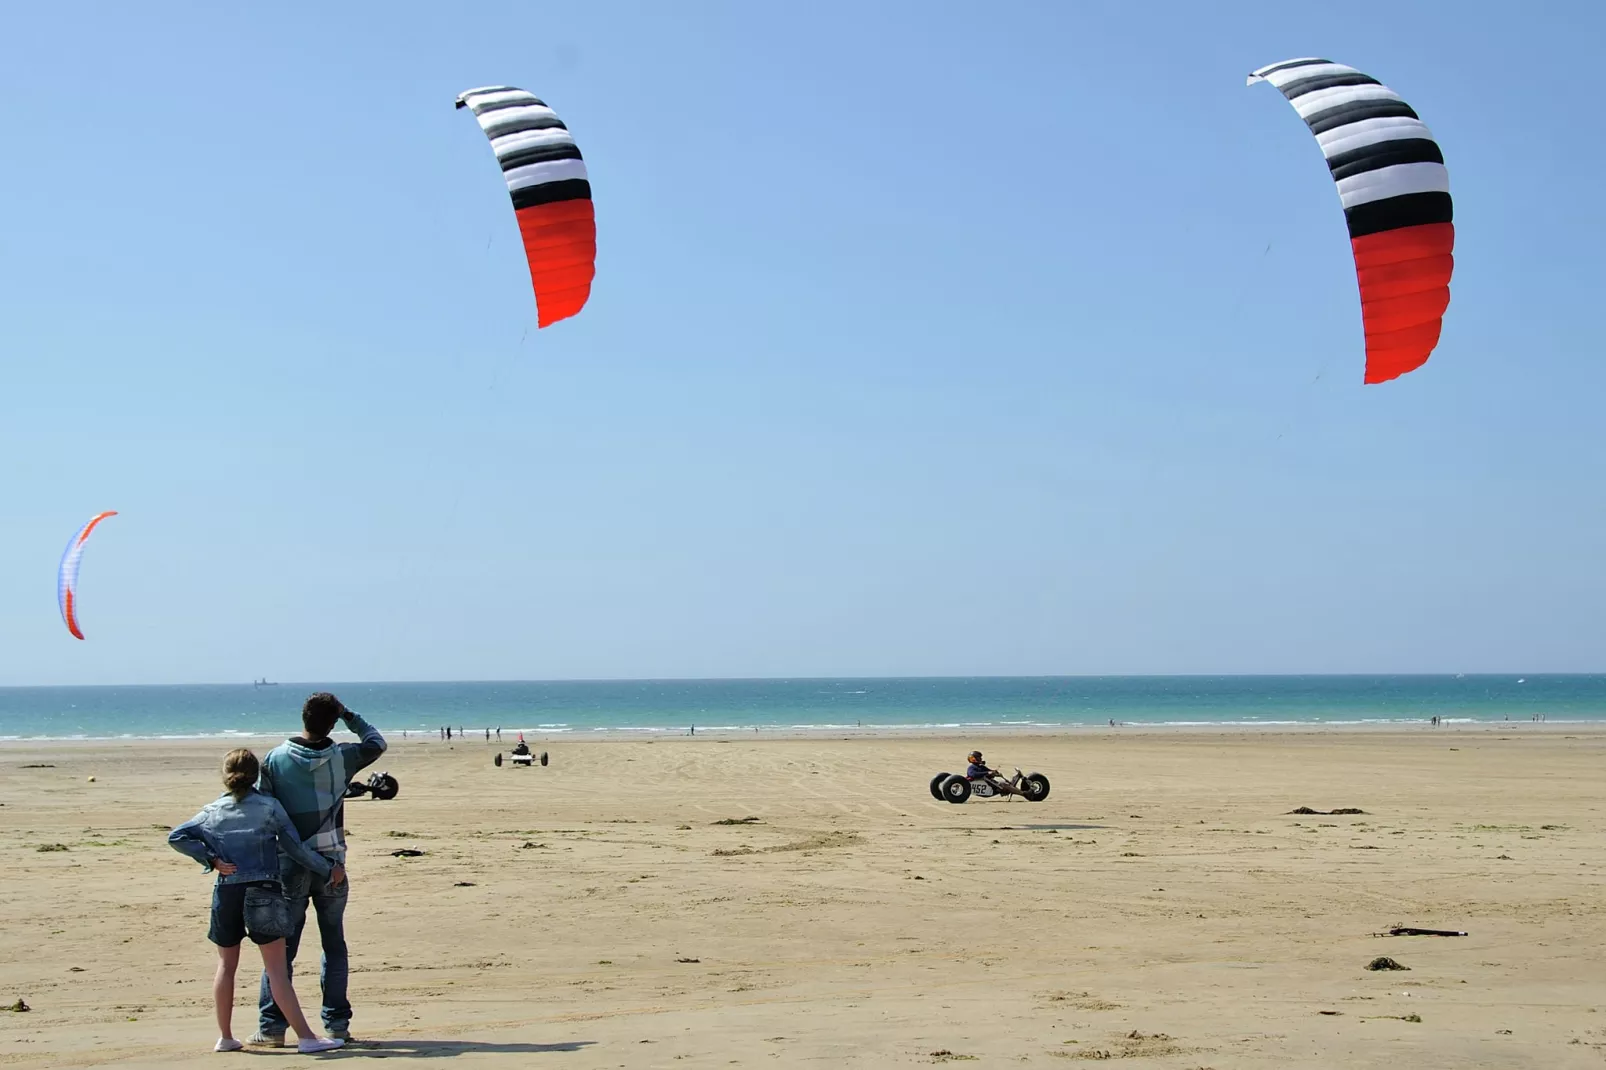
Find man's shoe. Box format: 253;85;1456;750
245;1032;285;1048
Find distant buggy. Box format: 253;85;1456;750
929;767;1050;804
494;744;549;768
343;770;400;801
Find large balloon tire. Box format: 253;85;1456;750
929;773;951;800
1023;773;1050;802
540;751;549;767
941;776;972;804
494;752;503;767
369;774;400;801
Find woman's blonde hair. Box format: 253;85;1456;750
222;748;259;800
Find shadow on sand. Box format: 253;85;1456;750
968;823;1108;831
332;1039;596;1058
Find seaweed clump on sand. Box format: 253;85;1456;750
1365;956;1410;971
1287;806;1368;815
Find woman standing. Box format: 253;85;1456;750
168;748;346;1054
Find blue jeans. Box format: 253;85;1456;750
258;862;350;1035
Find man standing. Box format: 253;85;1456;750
251;692;386;1046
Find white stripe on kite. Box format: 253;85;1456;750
1316;116;1436;156
1336;162;1450;208
504;157;590;191
1292;83;1402;119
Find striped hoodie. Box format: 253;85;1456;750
257;710;386;865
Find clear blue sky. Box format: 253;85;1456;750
3;2;1602;685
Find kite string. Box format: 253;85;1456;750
1226;240;1275;319
1273;356;1335;442
382;314;530;668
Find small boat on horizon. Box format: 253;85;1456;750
253;678;278;688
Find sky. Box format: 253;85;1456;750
2;2;1603;686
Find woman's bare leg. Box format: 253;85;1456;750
214;943;241;1040
256;939;320;1040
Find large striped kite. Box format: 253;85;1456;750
58;511;116;640
1249;59;1453;384
456;85;596;328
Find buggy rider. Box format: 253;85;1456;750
966;750;1006;792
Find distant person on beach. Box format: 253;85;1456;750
496;726;501;741
251;693;386;1047
167;748;345;1054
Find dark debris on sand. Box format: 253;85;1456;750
1385;926;1467;937
1288;806;1368;815
1365;956;1410;971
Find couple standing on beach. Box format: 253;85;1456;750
168;693;387;1053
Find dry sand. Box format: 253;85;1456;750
1;727;1603;1068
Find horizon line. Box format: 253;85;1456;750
1;670;1599;691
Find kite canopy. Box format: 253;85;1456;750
1248;59;1453;384
58;511;116;640
456;85;596;328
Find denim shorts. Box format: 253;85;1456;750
208;881;293;947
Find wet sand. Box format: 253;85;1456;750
1;727;1603;1068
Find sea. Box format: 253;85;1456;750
0;676;1601;741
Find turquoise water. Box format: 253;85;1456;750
0;676;1601;740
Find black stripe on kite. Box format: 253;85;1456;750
511;178;592;210
484;114;569;138
1279;71;1381;100
1344;191;1454;238
456;86;519;109
1305;98;1420;136
498;142;585;171
1327;138;1444;182
1256;58;1334;78
470;95;549;116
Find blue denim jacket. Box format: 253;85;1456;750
168;789;334;885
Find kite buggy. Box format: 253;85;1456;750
493;737;549;768
930;751;1050;804
343;770;400;801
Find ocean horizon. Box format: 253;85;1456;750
1;674;1602;741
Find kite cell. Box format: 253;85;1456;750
1249;59;1453;384
58;511;116;640
456;85;596;328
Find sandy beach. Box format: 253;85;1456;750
2;727;1603;1068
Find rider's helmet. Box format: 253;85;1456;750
967;750;983;765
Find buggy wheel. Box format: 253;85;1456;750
941;776;972;804
540;751;549;767
929;773;951;800
1023;773;1050;802
494;752;503;767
